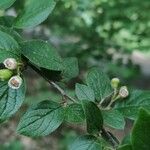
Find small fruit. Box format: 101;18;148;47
8;75;23;89
3;58;17;70
111;78;120;88
0;69;13;81
119;86;129;98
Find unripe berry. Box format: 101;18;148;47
111;78;120;88
3;58;17;70
119;86;129;98
8;75;23;89
0;69;13;81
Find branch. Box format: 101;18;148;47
28;62;76;103
101;128;119;148
28;61;119;149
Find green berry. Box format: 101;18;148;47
0;69;13;81
111;78;120;88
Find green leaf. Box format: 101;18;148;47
0;0;16;10
65;103;85;123
86;68;112;102
121;134;131;145
0;50;19;63
0;30;19;54
14;0;57;29
75;83;95;102
114;90;150;120
21;40;63;71
17;100;64;137
82;100;103;134
131;109;150;150
0;26;22;42
0;16;15;27
117;144;132;150
62;57;79;80
0;81;26;121
102;110;125;130
0;26;22;62
69;135;102;150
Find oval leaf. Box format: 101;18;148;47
21;40;63;71
65;103;85;123
0;30;19;54
14;0;57;29
114;90;150;120
0;26;22;42
0;0;16;10
0;81;26;121
62;57;79;80
86;68;112;102
17;100;64;137
131;109;150;150
75;83;95;102
82;100;103;134
102;109;125;130
0;50;19;63
69;135;102;150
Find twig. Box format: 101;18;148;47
101;128;119;148
28;62;76;103
28;61;119;149
50;81;76;103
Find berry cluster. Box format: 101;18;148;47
0;58;23;89
111;78;129;99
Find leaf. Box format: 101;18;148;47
40;68;62;81
65;103;85;123
0;0;16;10
0;16;15;27
0;50;19;63
131;109;150;150
62;57;79;80
117;144;132;150
69;135;102;150
21;40;63;71
102;110;125;130
82;100;103;134
86;68;112;102
0;81;26;121
75;83;95;102
14;0;57;29
0;30;19;54
114;90;150;120
0;25;22;42
17;100;64;137
121;134;131;145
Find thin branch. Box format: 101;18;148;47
28;62;76;103
27;61;119;149
50;81;76;103
101;128;119;148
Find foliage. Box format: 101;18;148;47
0;0;150;150
45;0;148;79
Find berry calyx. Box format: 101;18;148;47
3;58;17;70
119;86;129;98
8;75;23;89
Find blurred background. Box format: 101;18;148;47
0;0;150;149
